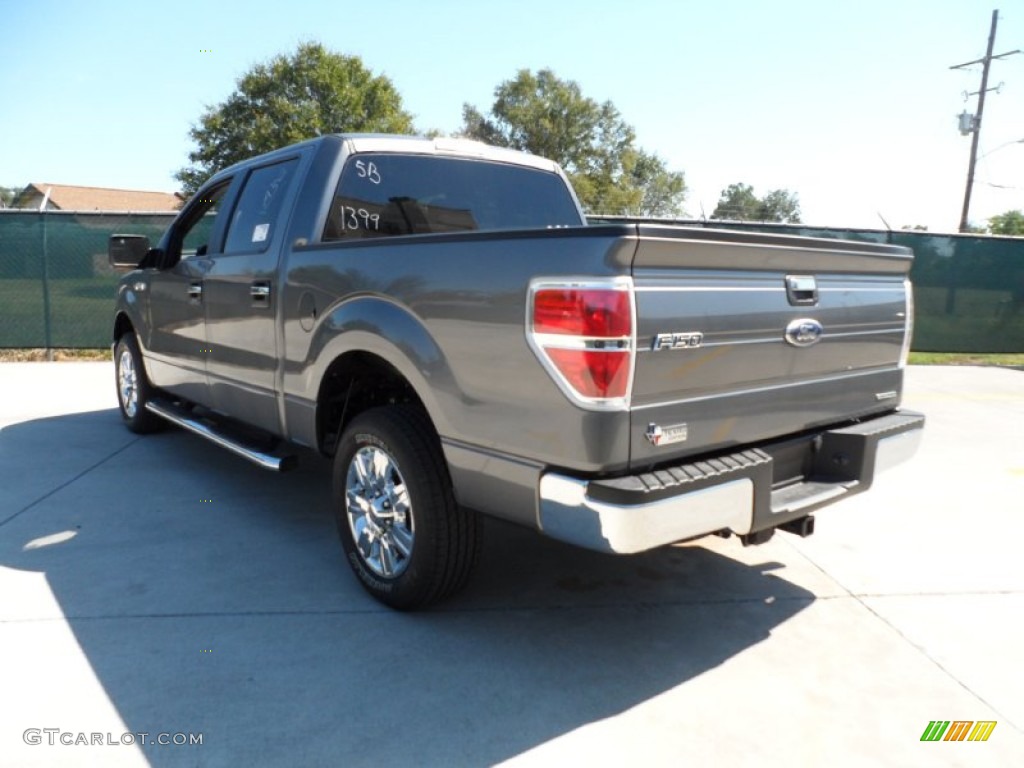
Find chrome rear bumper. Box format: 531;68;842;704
537;410;925;554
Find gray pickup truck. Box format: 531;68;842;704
109;134;924;609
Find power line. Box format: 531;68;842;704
951;8;1021;233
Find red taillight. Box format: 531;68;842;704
545;348;631;399
529;281;634;407
533;289;632;337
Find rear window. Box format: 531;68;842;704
323;153;580;241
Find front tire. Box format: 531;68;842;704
114;333;163;434
332;405;480;610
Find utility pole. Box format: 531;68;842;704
951;9;1020;233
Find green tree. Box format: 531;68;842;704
712;183;801;223
631;150;687;218
989;209;1024;235
461;69;685;216
0;186;21;207
710;183;759;221
758;189;802;223
176;42;415;198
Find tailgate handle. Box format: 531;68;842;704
786;275;818;306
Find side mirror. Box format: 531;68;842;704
108;234;151;269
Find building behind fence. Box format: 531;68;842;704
1;210;1022;352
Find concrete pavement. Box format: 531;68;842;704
0;362;1021;766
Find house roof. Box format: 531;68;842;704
15;183;181;211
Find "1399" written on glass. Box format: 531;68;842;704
338;205;381;231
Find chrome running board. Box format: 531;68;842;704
145;400;297;472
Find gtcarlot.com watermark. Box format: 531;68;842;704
24;728;203;747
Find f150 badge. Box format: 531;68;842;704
652;332;703;351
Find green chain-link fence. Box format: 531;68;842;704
1;210;1022;352
0;211;173;348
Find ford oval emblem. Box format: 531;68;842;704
784;318;824;347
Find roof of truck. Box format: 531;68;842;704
339;134;561;174
209;133;561;182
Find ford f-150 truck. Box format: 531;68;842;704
109;134;924;609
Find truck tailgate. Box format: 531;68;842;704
628;225;913;469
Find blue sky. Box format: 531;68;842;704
2;0;1022;230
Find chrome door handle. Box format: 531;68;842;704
188;282;203;301
251;282;271;304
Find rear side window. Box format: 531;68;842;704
224;158;299;254
323;153;580;241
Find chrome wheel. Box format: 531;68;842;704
333;405;481;609
118;347;139;418
113;333;162;434
345;446;414;578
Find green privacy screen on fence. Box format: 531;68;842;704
0;211;173;348
1;210;1023;352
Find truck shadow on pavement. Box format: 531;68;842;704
1;409;815;766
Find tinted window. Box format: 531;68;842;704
183;211;219;257
173;180;230;262
323;154;580;241
224;159;299;254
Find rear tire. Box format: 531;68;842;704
114;333;164;434
332;405;480;610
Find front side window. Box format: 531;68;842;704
170;180;230;264
224;159;299;254
323;154;581;242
